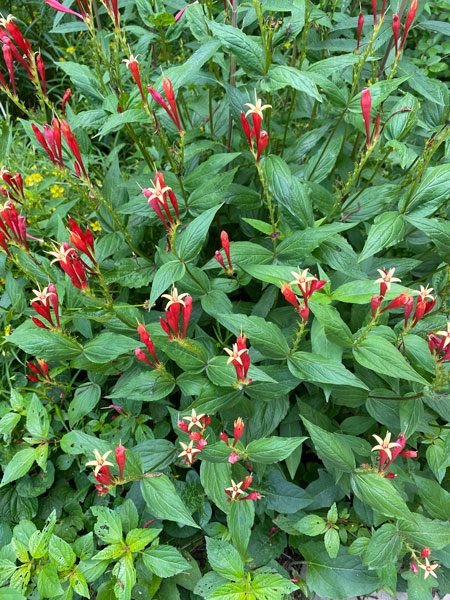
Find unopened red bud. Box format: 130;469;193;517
115;444;126;480
177;419;189;432
242;475;252;490
189;431;202;441
392;14;400;55
299;303;309;321
361;88;372;147
400;0;419;52
410;560;418;574
220;432;229;445
228;451;239;464
371;294;383;316
357;12;364;51
400;450;417;458
233;417;244;446
386;472;397;479
421;547;431;558
196;438;207;450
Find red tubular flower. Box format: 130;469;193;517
2;42;16;96
221;231;231;269
400;0;419;52
135;347;158;368
404;295;414;327
1;169;25;204
115;445;126;480
32;123;63;168
182;295;192;338
36;53;46;96
299;303;309;321
410;561;418;574
47;283;60;328
68;217;96;265
386;472;397;479
282;282;300;312
400;450;417;457
137;323;160;366
384;433;406;469
94;465;112;486
163;77;181;132
147;82;182;133
196;438;207;450
178;419;189;432
256;130;269;163
381;290;410;313
62;88;71;114
240;112;252;147
190;431;202;441
361;88;372;147
124;56;146;106
101;0;119;27
160;287;191;340
0;15;32;58
143;173;179;230
214;250;227;270
225;334;251;385
356;12;364;51
30;286;58;328
421;547;431;558
27;359;52;383
175;1;199;21
411;285;435;326
392;14;400;55
220;432;229;445
233;417;244;447
0;231;9;255
45;0;85;20
48;242;89;290
381;0;387;19
371;0;377;25
0;201;28;249
371;294;383;316
60;120;88;179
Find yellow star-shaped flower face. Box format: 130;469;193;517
224;343;247;365
436;322;450;348
182;409;205;431
85;448;114;476
161;286;189;309
419;558;439;580
371;431;401;461
225;480;245;499
374;267;402;291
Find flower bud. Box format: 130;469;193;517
371;294;383;316
233;417;244;446
421;547;431;558
228;451;239;464
220;432;229;445
392;14;400;55
195;438;207;450
410;560;418;574
386;472;397;479
189;431;202;441
115;444;126;480
400;450;417;458
361;88;372;147
356;12;364;51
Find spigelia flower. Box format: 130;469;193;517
244;92;271;141
228;452;239;464
160;287;192;340
380;289;416;328
123;55;146;106
31;119;64;170
371;431;402;471
147;77;182;133
27;359;53;384
360;87;381;148
214;230;233;274
182;409;205;431
48;242;91;290
174;1;199;21
30;285;59;329
178;440;201;465
233;417;244;447
36;53;46;96
224;333;251;386
136;323;160;368
68;217;97;266
429;323;450;363
60;119;88;179
374;267;401;298
418;558;439;580
392;14;400;55
410;560;418;574
0;15;32;59
62;88;71;114
435;322;450;349
256;130;269;164
45;0;90;22
100;0;119;28
400;0;419;53
143;172;180;232
241;95;271;164
421;547;431;558
0;201;28;251
0;168;25;204
411;285;435;326
290;268;326;301
356;11;364;51
225;475;260;502
85;449;114;477
115;444;126;480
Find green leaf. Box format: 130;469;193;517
331;280;406;304
8;321;82;361
398;514;450;550
200;462;232;514
96;109;148;137
262;65;321;101
68;383;101;427
142;546;190;577
112;555;136;600
37;564;63;598
324;528;340;559
205;537;245;581
289;352;368;389
49;535;76;569
207;581;247;600
176;205;221;262
0;448;36;487
126;528;161;553
251;573;298;599
208;22;264;75
246;437;307;464
217;314;290;359
141;475;199;529
149;260;186;308
297;515;327;536
349;76;411;111
228;500;254;557
413;474;450;521
276;223;355;261
300;542;381;599
365;524;402;569
358;212;406;262
353;335;428;385
351;473;412;520
309;302;353;347
91;506;123;544
26;395;50;439
70;570;90;598
262;469;312;513
402;163;450;216
83;332;137;364
302;419;356;472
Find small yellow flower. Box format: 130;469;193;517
0;277;5;286
284;42;291;48
4;324;11;336
25;173;43;187
59;57;66;62
50;184;64;199
90;220;102;232
66;46;75;54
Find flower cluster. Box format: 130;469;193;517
160;287;192;341
224;333;251;386
177;409;211;465
281;268;327;321
393;0;419;57
27;358;53;384
0;201;28;254
214;230;233;275
30;284;61;330
428;322;450;363
240;94;271;164
220;417;245;464
148;76;182;133
0;167;24;204
371;430;417;476
142;172;180;232
410;547;440;580
135;323;160;369
85;445;127;496
371;268;435;328
225;475;261;502
32;119;88;179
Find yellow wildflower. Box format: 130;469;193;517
66;46;75;54
50;184;64;198
25;173;43;187
90;220;102;232
4;325;11;336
